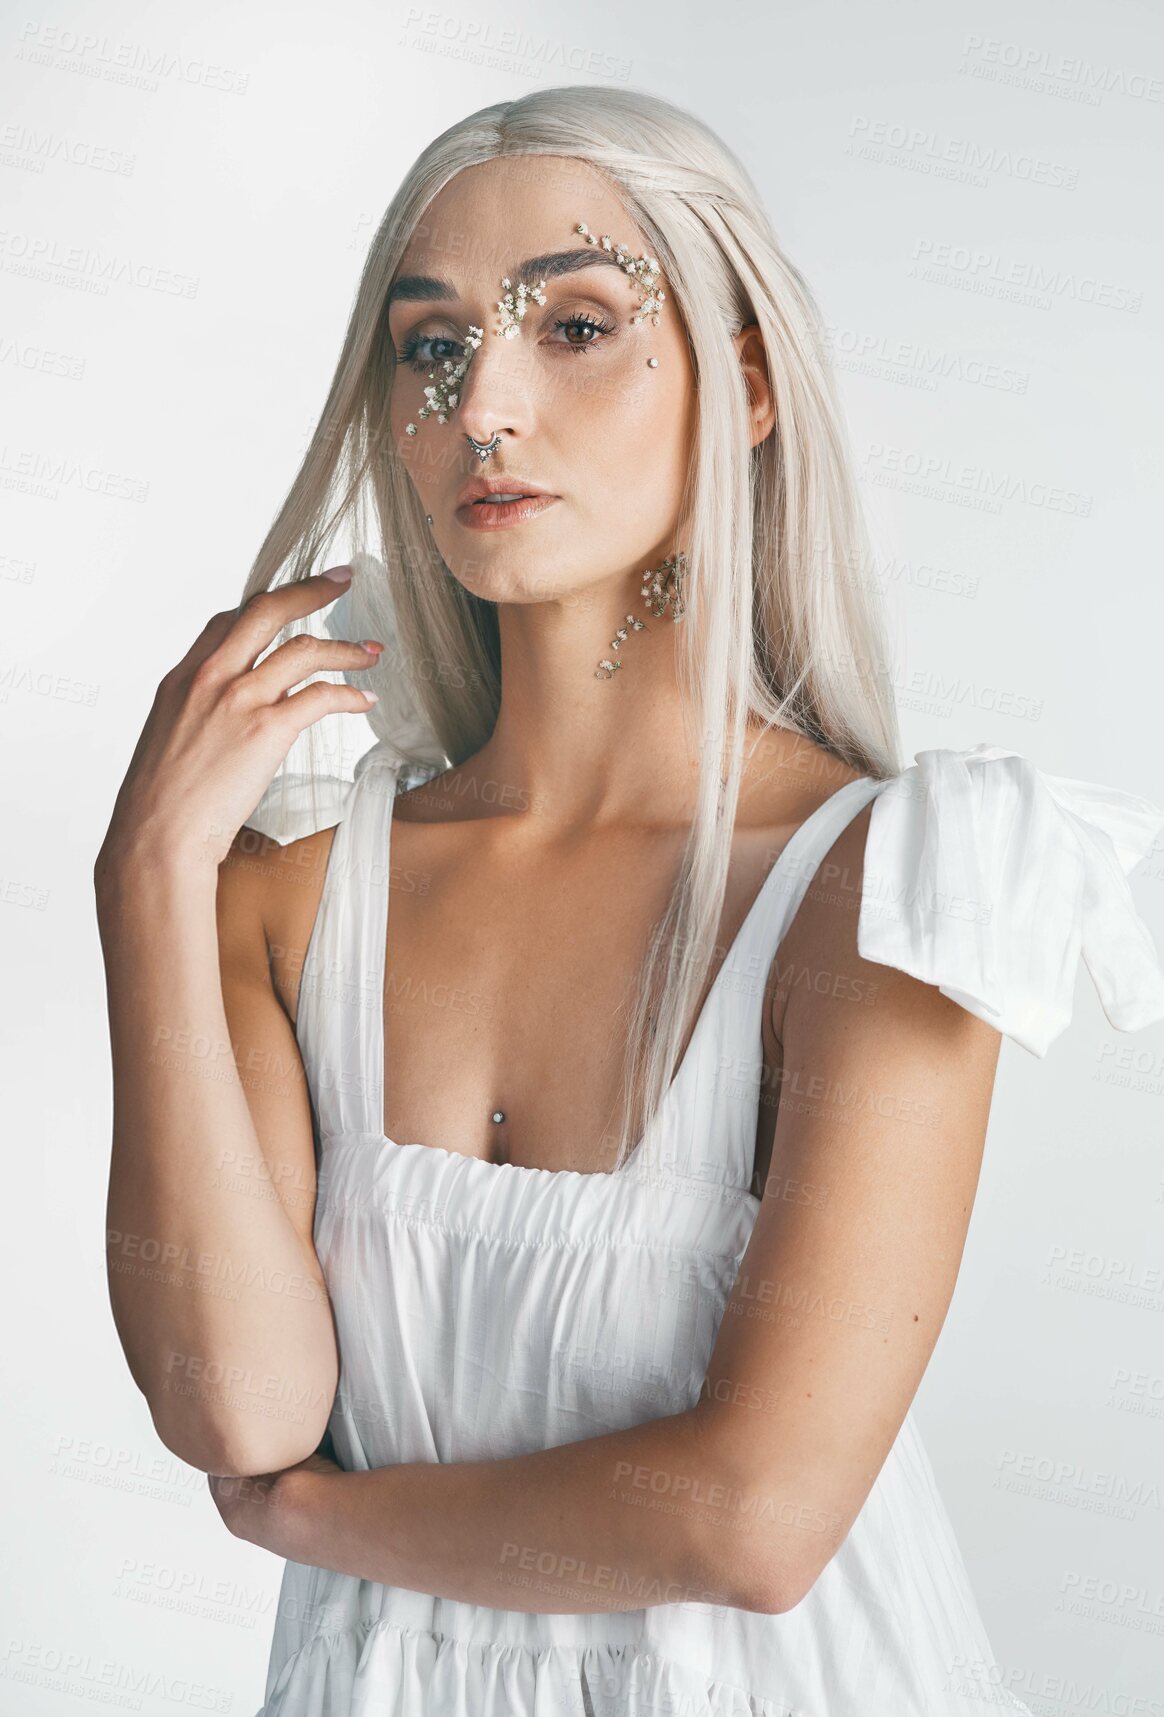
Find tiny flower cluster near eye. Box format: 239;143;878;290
404;324;483;433
402;218;667;440
497;277;547;339
574;222;665;326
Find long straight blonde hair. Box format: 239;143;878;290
241;85;903;1177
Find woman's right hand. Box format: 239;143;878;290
95;566;383;884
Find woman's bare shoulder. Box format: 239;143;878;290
741;730;876;1038
739;725;868;826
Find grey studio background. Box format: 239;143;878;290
3;1;1163;1711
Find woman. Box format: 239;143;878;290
96;87;1164;1716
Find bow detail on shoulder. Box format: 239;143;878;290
856;744;1164;1056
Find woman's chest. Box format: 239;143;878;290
378;820;787;1181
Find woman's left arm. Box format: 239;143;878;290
211;813;1003;1615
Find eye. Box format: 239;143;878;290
394;310;617;372
548;312;616;355
395;333;462;372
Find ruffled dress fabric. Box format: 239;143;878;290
244;671;1164;1715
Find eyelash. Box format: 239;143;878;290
395;313;616;371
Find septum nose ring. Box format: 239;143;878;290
465;432;502;463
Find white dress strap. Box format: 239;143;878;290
295;744;404;1144
688;775;888;1191
856;744;1164;1055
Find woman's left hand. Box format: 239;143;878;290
208;1449;343;1557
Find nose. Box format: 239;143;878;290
454;329;537;448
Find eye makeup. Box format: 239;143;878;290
399;219;665;439
547;307;617;354
396;307;617;372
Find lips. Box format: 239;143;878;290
455;491;560;530
455;475;555;508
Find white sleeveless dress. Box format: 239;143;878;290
252;740;1164;1717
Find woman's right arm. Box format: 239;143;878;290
93;572;380;1479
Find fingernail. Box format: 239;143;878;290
322;564;352;582
359;639;384;654
362;689;379;704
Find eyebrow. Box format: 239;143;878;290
386;246;631;309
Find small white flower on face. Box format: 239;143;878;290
575;221;666;327
405;325;484;435
496;276;548;339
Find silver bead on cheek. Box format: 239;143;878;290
491;1110;506;1124
647;358;658;367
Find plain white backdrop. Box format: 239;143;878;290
3;1;1163;1711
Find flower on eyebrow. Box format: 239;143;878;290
575;221;666;326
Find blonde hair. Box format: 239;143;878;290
241;85;902;1175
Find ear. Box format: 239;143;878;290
732;323;776;449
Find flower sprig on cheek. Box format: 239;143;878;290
404;324;484;436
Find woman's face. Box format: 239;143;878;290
386;155;696;610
